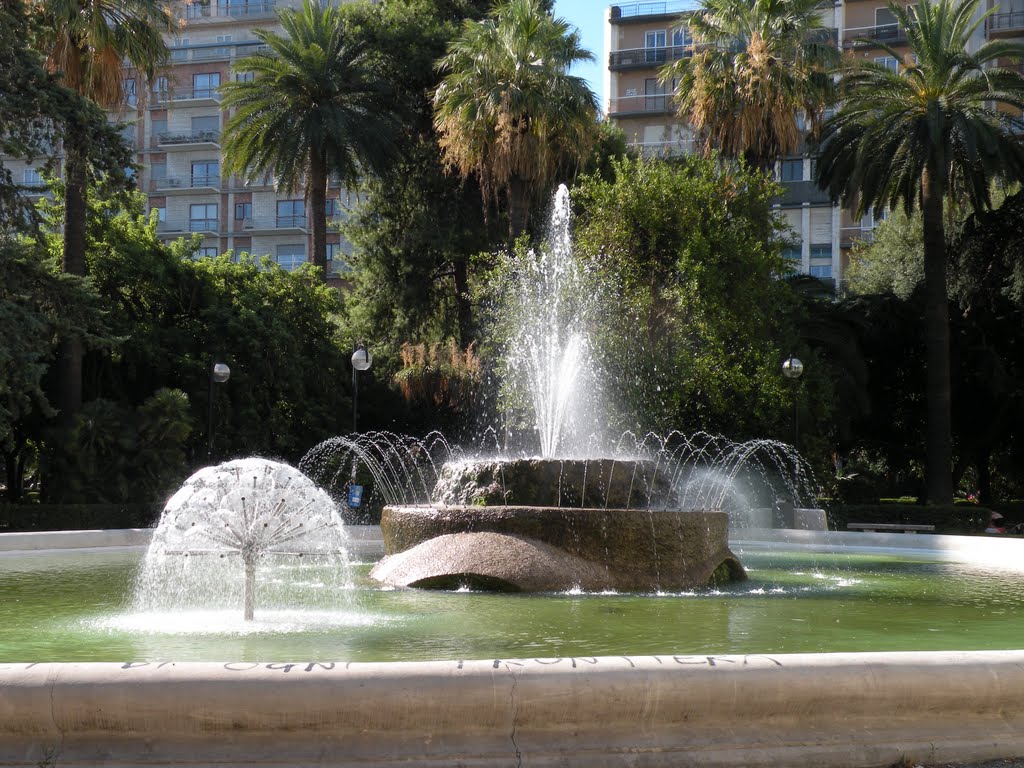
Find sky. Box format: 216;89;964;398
552;0;607;106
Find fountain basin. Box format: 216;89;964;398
372;505;745;591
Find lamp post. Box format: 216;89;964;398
207;360;231;460
782;354;804;447
351;343;372;434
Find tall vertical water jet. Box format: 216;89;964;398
504;184;600;457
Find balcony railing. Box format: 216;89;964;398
628;139;695;157
840;225;879;246
185;1;277;20
609;45;692;69
988;11;1024;33
776;179;832;206
152;175;221;191
608;94;675;115
156;130;221;146
610;1;699;19
236;217;308;231
275;215;307;229
168;42;270;64
150;86;222;106
189;218;219;232
843;23;912;48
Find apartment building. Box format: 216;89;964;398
604;0;996;289
8;0;360;278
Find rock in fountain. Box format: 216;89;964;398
134;458;349;621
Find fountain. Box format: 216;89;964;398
134;458;349;621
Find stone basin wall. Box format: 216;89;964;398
379;505;744;592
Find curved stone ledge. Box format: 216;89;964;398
3;651;1024;767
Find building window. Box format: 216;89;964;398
123;78;137;107
875;6;898;35
153;76;170;101
190;203;218;232
326;242;351;273
235;202;253;220
325;197;341;217
191;160;218;186
874;55;899;71
781;246;801;262
277;199;305;228
277;243;306;271
644;78;667;111
672;27;692;47
192;72;221;99
191;160;219;187
195;246;219;259
150;161;167;182
186;1;209;19
809;264;833;278
171;38;190;61
810;244;832;260
779;159;803;182
644;29;667;63
236;71;254;82
151;206;166;222
22;168;43;187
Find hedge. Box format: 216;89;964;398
828;503;1003;535
0;504;162;532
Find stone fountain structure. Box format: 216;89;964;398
366;186;745;592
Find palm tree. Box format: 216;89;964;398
662;0;837;172
35;0;176;420
815;0;1024;504
433;0;598;241
220;0;398;275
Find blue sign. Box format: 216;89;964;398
347;485;364;508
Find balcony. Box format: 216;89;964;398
987;11;1024;35
236;217;308;232
609;45;691;70
610;1;699;21
167;42;271;64
840;225;878;247
151;175;222;192
843;23;912;49
608;93;675;116
149;86;222;108
776;180;833;206
185;1;277;21
628;139;695;157
189;218;219;233
155;130;221;148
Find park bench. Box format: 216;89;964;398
846;523;936;534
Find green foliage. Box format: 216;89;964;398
845;209;925;298
570;155;808;439
41;388;192;504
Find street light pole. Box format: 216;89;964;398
351;343;372;434
207;359;231;461
782;354;804;447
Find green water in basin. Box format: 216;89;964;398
1;546;1021;662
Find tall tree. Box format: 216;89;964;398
34;0;176;422
220;0;399;276
433;0;598;241
662;0;837;172
815;0;1024;504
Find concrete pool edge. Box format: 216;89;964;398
2;651;1024;767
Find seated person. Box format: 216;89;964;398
986;512;1007;534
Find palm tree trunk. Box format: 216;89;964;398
309;153;328;277
453;256;473;348
508;175;530;244
921;163;954;505
56;131;89;423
